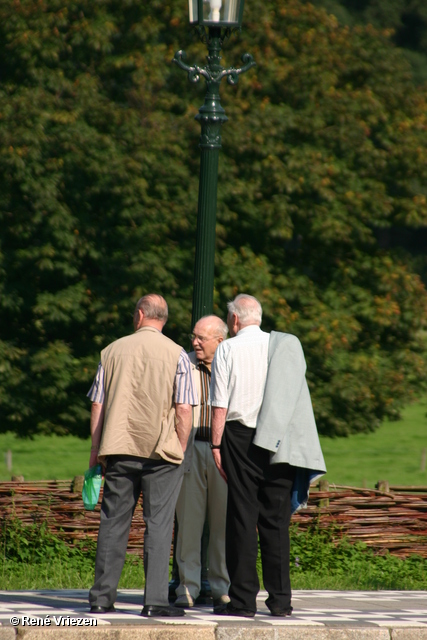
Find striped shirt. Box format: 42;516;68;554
195;361;211;441
210;325;270;428
87;348;198;405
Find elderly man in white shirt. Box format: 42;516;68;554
210;294;296;618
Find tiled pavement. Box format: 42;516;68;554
0;589;426;638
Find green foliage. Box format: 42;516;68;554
290;524;365;576
0;516;95;564
216;1;427;435
0;516;144;590
1;517;425;590
0;0;426;438
288;523;427;589
309;0;427;84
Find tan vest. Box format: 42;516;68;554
98;326;183;464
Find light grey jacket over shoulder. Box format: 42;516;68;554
253;331;326;512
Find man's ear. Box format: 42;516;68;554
135;308;144;329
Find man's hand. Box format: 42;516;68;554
212;448;227;482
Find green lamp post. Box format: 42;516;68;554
173;0;256;326
169;1;255;602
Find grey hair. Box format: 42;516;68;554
135;294;168;322
227;294;262;326
196;315;228;340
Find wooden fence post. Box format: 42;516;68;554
376;480;390;493
319;478;329;507
421;448;426;472
72;475;85;493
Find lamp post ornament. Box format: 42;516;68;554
173;0;255;326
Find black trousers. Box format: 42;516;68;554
221;420;295;613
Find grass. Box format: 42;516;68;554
0;556;145;591
0;433;89;481
319;398;427;488
1;399;426;487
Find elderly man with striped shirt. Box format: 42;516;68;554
87;294;197;618
174;315;230;613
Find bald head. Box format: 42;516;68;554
192;315;228;364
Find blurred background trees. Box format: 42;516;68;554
309;0;427;84
0;0;426;438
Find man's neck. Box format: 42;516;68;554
237;323;261;333
197;359;212;372
138;320;164;332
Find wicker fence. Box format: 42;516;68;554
293;481;427;558
0;477;426;558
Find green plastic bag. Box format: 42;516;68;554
82;464;103;510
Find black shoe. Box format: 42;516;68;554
141;605;185;617
90;605;115;614
216;603;255;618
213;596;230;613
269;606;293;617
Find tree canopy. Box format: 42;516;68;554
309;0;427;84
0;0;426;438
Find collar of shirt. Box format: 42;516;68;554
196;360;212;374
236;324;262;336
135;326;161;333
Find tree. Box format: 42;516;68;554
0;0;199;436
308;0;427;84
216;1;427;434
0;0;426;438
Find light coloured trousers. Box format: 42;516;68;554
175;440;230;600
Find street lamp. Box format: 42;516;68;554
169;1;255;601
173;0;255;326
187;0;245;26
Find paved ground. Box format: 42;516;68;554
0;589;426;631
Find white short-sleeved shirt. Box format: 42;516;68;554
210;325;270;428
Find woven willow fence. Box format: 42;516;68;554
0;478;426;558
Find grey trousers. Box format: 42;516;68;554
175;440;229;600
89;455;184;608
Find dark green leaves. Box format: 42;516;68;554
0;0;426;437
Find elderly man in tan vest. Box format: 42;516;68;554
174;315;230;613
87;294;197;618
